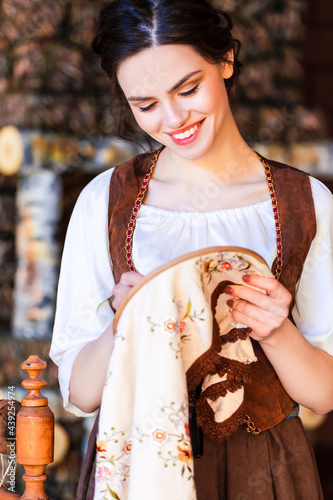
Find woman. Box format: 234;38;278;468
49;1;333;498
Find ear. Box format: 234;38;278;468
221;49;234;79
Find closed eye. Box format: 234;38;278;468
180;83;200;97
138;83;200;113
139;102;157;113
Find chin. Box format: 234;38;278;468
156;136;214;161
173;142;214;161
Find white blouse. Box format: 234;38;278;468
49;166;333;417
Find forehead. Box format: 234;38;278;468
117;44;209;97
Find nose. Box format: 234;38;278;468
163;100;190;130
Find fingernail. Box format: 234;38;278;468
227;299;234;308
224;286;233;295
242;275;251;282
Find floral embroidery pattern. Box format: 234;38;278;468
114;329;126;342
197;253;253;283
96;250;267;498
142;401;193;480
96;428;130;499
123;440;132;455
96;400;193;497
162;317;178;336
152;428;170;444
177;442;193;466
147;298;205;358
158;440;193;475
97;440;109;460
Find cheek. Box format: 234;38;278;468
200;79;228;112
132;111;161;135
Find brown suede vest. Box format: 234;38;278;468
107;150;317;433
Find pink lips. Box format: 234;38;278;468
167;119;205;146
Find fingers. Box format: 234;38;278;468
119;271;144;286
112;271;144;310
225;276;291;308
225;284;270;311
225;275;292;340
230;306;262;333
227;294;289;339
227;299;266;324
242;274;291;303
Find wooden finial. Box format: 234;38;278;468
16;356;54;500
20;355;48;408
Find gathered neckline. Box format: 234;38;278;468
125;148;283;280
139;198;272;218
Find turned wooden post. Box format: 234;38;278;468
16;355;54;500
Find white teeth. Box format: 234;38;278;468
172;123;199;140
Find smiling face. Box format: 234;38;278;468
117;44;234;161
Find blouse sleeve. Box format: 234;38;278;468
49;168;115;417
291;176;333;356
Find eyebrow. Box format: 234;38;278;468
127;70;202;102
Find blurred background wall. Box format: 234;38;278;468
0;0;332;498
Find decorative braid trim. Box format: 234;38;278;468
199;379;244;401
220;327;251;345
187;350;222;392
187;281;233;391
187;347;252;392
187;280;255;439
215;357;252;383
196;399;247;443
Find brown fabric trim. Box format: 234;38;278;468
186;280;239;391
215;357;252;383
196;398;246;443
186;280;254;437
199;379;244;400
220;327;251;345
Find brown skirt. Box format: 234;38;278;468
77;412;323;500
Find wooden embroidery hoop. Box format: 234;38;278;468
113;245;270;334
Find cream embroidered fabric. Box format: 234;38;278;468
94;247;274;500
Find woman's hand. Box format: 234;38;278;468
224;274;292;343
112;271;144;311
224;274;333;414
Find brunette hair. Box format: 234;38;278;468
92;0;242;149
